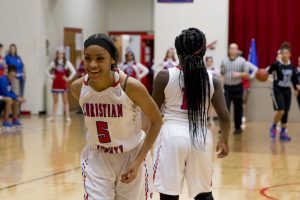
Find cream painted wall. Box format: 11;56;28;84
43;0;108;53
40;0;108;115
154;0;229;69
0;0;41;113
107;0;154;32
0;0;108;114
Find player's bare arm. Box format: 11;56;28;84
211;75;230;158
70;77;84;102
120;72;163;183
152;69;169;109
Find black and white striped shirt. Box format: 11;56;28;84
220;57;247;85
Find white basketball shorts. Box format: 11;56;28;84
81;143;153;200
153;120;213;198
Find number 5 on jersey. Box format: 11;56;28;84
96;121;111;143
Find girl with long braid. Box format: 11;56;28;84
152;28;230;200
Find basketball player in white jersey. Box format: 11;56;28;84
70;34;162;200
152;28;230;200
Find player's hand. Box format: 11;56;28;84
216;137;229;158
120;160;140;184
63;76;68;81
296;85;300;91
232;72;241;78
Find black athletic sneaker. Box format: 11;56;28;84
234;129;242;135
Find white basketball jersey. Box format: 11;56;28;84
163;59;177;69
162;67;214;122
79;72;144;153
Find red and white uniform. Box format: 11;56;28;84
153;67;215;198
79;71;152;200
120;61;149;81
152;59;178;78
47;60;76;93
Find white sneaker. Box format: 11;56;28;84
241;123;246;130
47;117;55;122
66;117;71;123
242;117;246;123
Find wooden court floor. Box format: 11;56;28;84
0;115;299;200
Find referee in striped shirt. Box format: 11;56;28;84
221;43;249;134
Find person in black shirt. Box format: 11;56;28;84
268;42;300;141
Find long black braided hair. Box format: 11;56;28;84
175;27;210;147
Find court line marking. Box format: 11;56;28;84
0;166;81;190
1;163;299;191
213;166;300;171
259;183;300;200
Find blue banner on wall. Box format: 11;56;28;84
158;0;193;3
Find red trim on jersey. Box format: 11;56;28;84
112;81;120;87
82;157;89;200
153;144;162;181
112;69;120;87
144;159;149;200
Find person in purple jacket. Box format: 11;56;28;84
0;66;25;128
5;44;26;97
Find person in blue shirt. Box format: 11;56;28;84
5;44;26;97
0;66;25;128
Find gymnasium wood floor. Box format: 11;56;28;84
0;115;299;200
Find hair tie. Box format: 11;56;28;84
193;38;207;56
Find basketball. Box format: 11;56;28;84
256;69;268;82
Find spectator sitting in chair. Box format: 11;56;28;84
0;95;5;116
0;65;25;128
